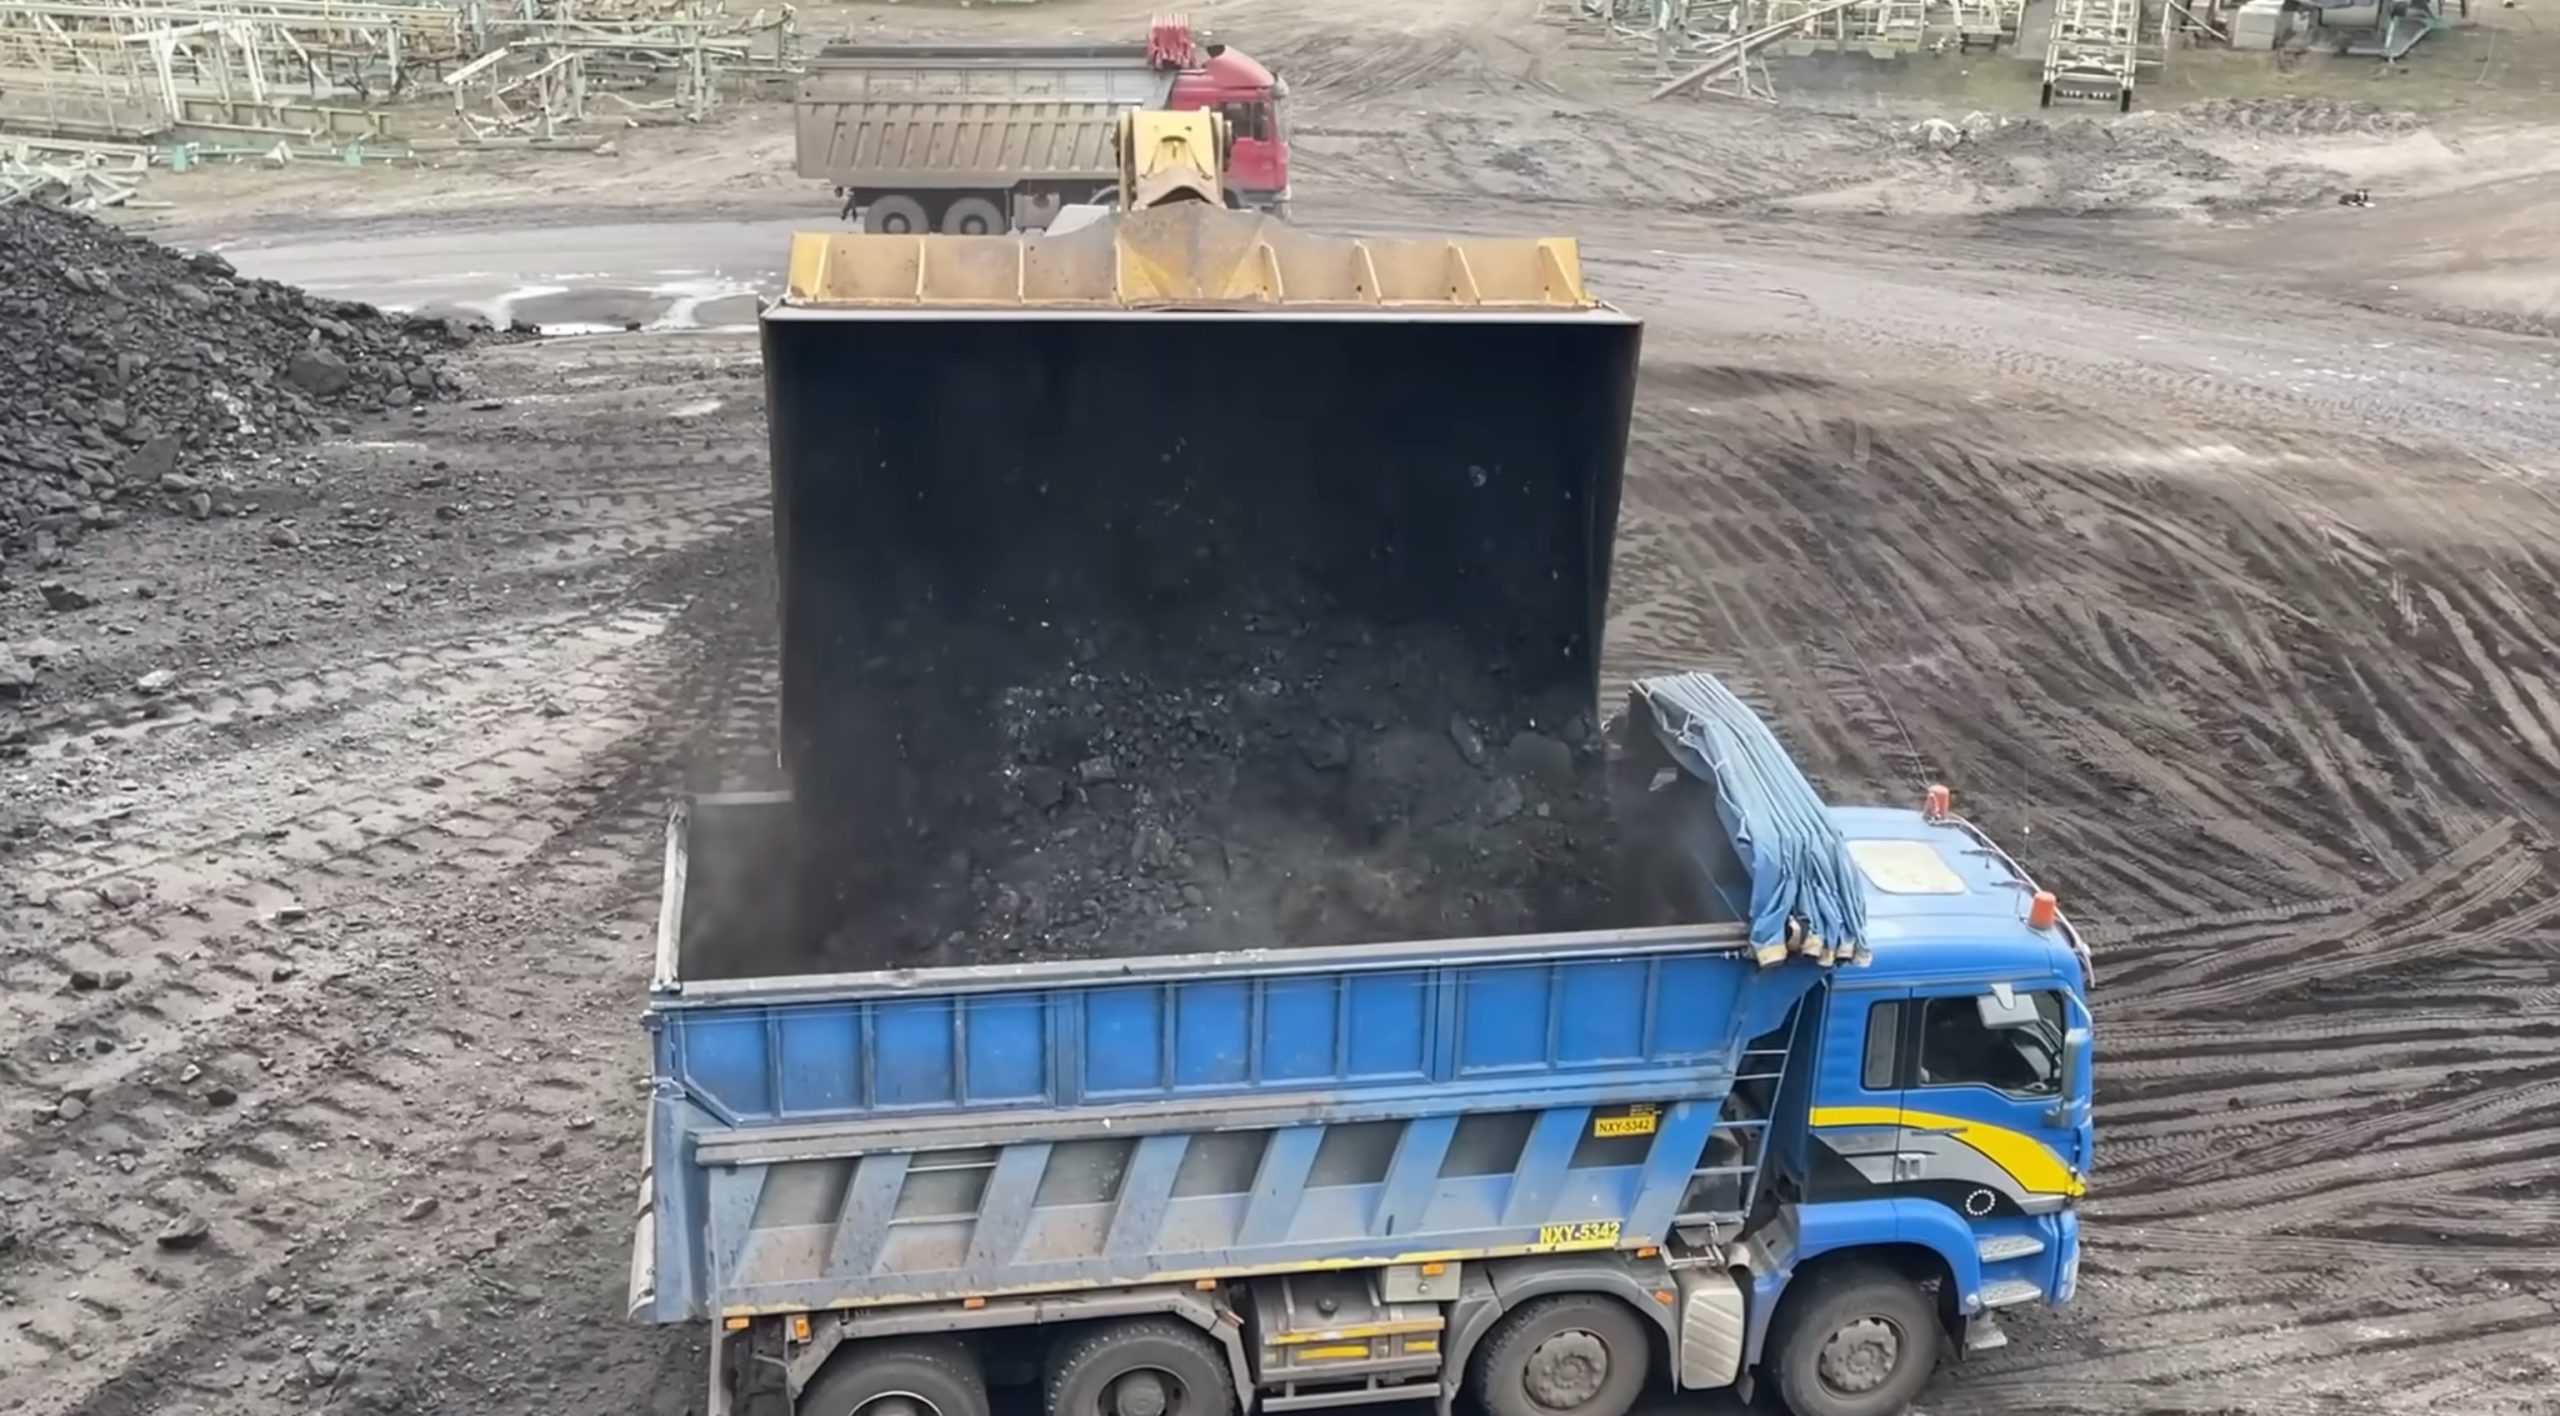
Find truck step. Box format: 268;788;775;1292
1978;1278;2046;1309
1976;1234;2047;1263
1964;1311;2010;1354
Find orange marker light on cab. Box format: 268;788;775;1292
2027;891;2060;930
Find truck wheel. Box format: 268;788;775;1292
1766;1266;1937;1416
1468;1295;1651;1416
941;197;1006;235
1045;1318;1237;1416
864;195;929;234
802;1338;991;1416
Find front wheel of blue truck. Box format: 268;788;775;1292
1045;1318;1239;1416
1764;1267;1939;1416
1467;1295;1653;1416
800;1338;992;1416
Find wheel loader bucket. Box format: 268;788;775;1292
762;205;1643;932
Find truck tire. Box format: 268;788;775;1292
941;196;1006;235
802;1338;991;1416
1765;1266;1937;1416
865;195;930;235
1467;1295;1651;1416
1045;1318;1237;1416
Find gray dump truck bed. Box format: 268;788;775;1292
794;43;1176;190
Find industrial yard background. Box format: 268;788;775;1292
4;0;2559;1410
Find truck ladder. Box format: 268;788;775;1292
1675;1003;1805;1237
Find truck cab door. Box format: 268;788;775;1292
1802;986;1914;1201
1898;982;2085;1307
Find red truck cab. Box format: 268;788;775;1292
1155;18;1290;214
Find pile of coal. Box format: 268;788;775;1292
0;205;514;557
804;603;1623;970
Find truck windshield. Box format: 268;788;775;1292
1917;992;2063;1097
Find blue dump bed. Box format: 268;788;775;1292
634;870;1813;1322
632;675;1887;1324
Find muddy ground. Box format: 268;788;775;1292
6;0;2560;1412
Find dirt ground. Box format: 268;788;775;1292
6;0;2560;1411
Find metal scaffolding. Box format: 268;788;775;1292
1549;0;2025;81
2042;0;2144;107
446;3;797;139
0;0;799;150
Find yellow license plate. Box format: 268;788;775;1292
1593;1104;1660;1138
1537;1220;1623;1248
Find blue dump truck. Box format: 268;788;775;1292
630;207;2094;1416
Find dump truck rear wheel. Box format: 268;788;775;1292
864;195;930;234
1766;1266;1936;1416
1046;1319;1236;1416
802;1338;991;1416
1469;1295;1651;1416
942;196;1006;235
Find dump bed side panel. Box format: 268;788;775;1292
642;933;1816;1321
793;54;1175;186
657;941;1795;1128
794;100;1134;187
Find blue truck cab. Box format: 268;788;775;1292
1766;806;2095;1371
631;675;2092;1416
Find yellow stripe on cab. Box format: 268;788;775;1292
1810;1106;2085;1198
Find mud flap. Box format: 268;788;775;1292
727;1319;791;1416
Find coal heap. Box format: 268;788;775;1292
0;205;507;555
774;600;1628;973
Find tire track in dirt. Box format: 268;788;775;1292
1616;348;2560;916
0;516;772;1416
0;328;780;1412
0;616;680;1395
1;599;659;766
0;605;671;1124
1615;369;2346;919
1976;822;2560;1414
2104;821;2539;1019
1589;308;2560;1413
